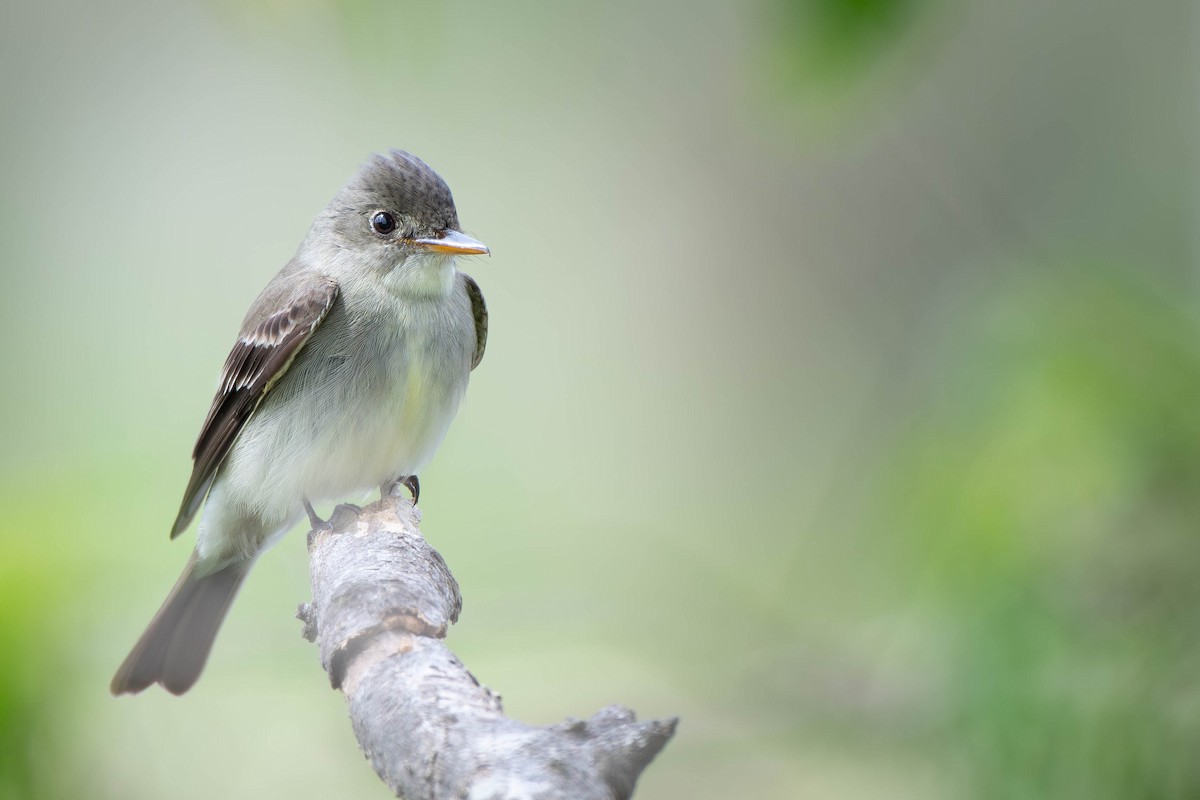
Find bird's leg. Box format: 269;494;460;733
304;498;330;530
380;475;420;505
305;498;363;542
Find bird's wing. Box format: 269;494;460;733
463;273;487;370
170;274;340;538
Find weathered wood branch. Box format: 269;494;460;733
296;492;678;799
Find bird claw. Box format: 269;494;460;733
304;500;364;547
331;503;363;527
304;498;331;531
381;475;420;505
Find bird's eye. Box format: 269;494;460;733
371;211;397;235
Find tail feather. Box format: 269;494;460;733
111;553;246;696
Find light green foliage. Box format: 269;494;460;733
772;0;926;79
878;271;1200;797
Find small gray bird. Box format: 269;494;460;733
111;150;489;695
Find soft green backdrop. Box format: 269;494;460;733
0;0;1194;797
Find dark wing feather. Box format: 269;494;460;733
170;276;339;538
463;273;487;370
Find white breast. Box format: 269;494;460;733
215;267;476;526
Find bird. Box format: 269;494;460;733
111;150;489;695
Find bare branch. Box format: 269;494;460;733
298;495;678;799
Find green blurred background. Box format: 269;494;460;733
1;0;1195;797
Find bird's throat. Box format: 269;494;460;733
387;253;456;299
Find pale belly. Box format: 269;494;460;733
284;344;467;504
199;286;474;563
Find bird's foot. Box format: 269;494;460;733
304;500;364;546
381;475;420;505
331;503;362;523
304;498;331;531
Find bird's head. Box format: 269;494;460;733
318;150;488;295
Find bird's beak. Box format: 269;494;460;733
412;230;490;256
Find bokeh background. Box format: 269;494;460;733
1;0;1196;797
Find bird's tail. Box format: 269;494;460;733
110;552;247;696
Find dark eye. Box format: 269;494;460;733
371;211;396;235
